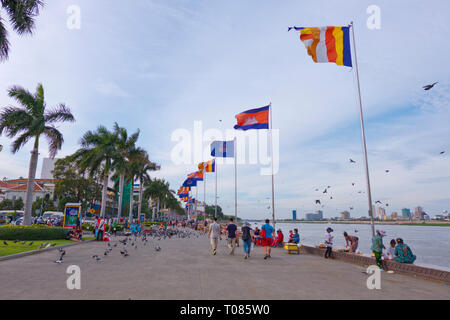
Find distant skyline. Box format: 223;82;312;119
1;0;449;219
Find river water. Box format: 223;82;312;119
250;222;450;271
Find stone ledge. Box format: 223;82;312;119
300;245;450;283
0;239;95;262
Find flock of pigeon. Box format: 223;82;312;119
311;81;444;212
2;240;57;250
54;227;203;264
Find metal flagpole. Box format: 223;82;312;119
215;158;218;219
269;103;275;230
195;185;198;220
350;21;375;239
234;137;237;221
203;172;206;222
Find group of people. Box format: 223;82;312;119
208;218;278;260
323;228;416;270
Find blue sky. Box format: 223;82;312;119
0;0;449;219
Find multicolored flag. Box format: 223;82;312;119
177;187;190;195
211;140;235;157
182;178;197;188
198;159;215;173
187;170;204;181
234;105;269;131
288;26;352;67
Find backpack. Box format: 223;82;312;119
241;227;250;241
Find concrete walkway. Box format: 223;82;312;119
0;230;449;300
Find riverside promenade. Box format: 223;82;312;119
0;230;449;300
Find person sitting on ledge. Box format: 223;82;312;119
292;229;300;245
271;229;285;247
394;238;416;264
288;230;294;243
384;239;396;260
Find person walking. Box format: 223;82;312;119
261;219;275;259
371;230;386;270
225;218;238;255
324;227;334;259
241;222;253;259
208;217;221;255
96;217;106;241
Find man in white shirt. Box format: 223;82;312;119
97;217;106;241
208;218;221;255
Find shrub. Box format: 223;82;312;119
0;225;69;240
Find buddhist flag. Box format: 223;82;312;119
234;105;269;131
198;159;215;173
211;140;235;157
288;26;352;67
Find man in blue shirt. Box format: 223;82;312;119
293;228;300;244
261;219;275;259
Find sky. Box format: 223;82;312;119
0;0;449;219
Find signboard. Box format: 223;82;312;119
63;203;82;228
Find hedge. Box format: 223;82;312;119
0;225;69;240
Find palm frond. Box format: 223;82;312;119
44;103;75;124
11;130;33;154
7;85;37;112
3;0;44;35
0;106;33;137
0;17;10;61
42;125;63;158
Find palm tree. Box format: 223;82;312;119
0;0;44;61
133;152;159;218
70;125;118;218
0;83;75;225
111;123;140;219
143;178;182;221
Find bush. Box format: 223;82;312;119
0;225;69;240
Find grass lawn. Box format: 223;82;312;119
0;240;81;257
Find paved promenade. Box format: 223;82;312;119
0;230;449;300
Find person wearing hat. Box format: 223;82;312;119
241;222;254;259
371;230;386;270
324;227;334;259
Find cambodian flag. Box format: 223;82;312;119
187;170;204;181
211;140;235;157
234;105;269;130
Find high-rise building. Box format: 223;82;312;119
306;211;323;221
315;210;323;220
390;212;398;220
414;206;424;219
401;208;411;219
377;207;386;220
40;158;60;179
339;211;351;220
292;210;297;220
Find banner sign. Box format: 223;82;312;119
63;203;81;228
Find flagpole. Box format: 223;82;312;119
195;185;198;220
215;158;218;219
350;21;375;239
203;173;206;222
269;103;275;230
234;136;237;222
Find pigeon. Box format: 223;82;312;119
350;159;356;163
323;189;327;194
330;197;333;200
38;243;44;250
315;189;319;191
21;241;26;245
352;183;355;186
315;200;321;205
92;255;101;262
375;200;382;204
28;241;34;246
385;203;389;207
13;240;19;243
55;248;66;264
423;82;438;90
3;241;8;246
440;151;445;155
385;170;389;173
155;246;161;252
51;243;56;247
120;249;129;257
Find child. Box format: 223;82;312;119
324;227;334;259
288;230;294;243
371;230;386;270
384;239;396;260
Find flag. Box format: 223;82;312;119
198;159;215;173
211;140;235;157
234;105;269;131
177;187;189;195
288;26;352;67
187;170;204;181
182;178;197;187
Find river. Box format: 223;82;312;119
250;221;450;271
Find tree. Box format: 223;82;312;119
0;83;75;225
0;197;24;210
52;157;102;212
32;195;56;215
205;204;223;220
0;0;44;61
69;125;118;218
143;178;183;220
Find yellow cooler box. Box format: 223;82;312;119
284;243;301;254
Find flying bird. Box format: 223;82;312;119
323;189;327;194
350;207;354;210
423;82;438;90
315;200;321;205
375;200;382;204
440;151;445;155
352;183;355;186
350;159;356;163
385;170;389;173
